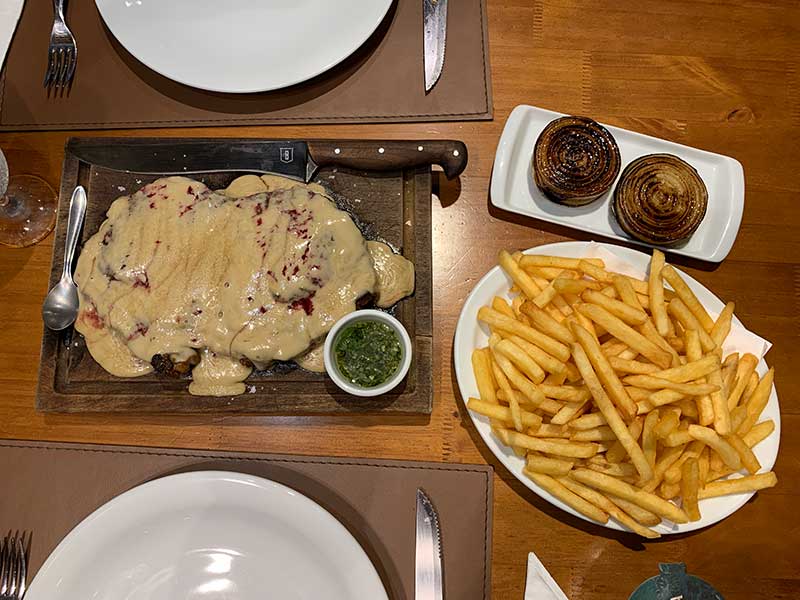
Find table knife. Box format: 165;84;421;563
416;488;444;600
423;0;448;92
66;138;467;181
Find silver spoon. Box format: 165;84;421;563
42;185;87;330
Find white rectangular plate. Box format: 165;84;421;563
490;105;745;262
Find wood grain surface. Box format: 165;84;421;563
1;1;798;598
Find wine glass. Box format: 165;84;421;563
0;148;58;248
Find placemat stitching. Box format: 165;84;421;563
0;441;490;473
0;0;490;127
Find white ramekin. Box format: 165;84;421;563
323;309;412;397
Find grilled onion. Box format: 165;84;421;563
532;116;621;206
613;154;708;245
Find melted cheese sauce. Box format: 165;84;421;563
74;175;414;396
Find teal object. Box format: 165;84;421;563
629;563;723;600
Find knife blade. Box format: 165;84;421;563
423;0;447;93
416;488;443;600
66;138;469;181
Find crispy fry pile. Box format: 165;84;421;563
468;249;777;538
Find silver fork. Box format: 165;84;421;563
43;0;77;91
0;532;27;600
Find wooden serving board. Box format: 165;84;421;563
36;138;433;414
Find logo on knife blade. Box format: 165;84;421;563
279;147;294;163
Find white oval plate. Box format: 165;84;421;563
454;241;780;535
25;471;388;599
95;0;394;93
490;105;745;262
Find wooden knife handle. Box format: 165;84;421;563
307;140;468;180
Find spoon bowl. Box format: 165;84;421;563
42;277;80;331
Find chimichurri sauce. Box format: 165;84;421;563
334;320;402;388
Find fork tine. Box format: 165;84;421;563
56;48;67;90
16;537;26;600
6;534;15;598
0;535;8;595
43;48;55;88
65;48;77;86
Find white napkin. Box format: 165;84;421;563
582;242;772;360
525;552;568;599
0;0;24;70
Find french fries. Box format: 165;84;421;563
468;249;778;538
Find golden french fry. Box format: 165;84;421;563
743;420;775;448
647;355;720;383
663;429;693;447
525;470;609;523
648;389;685;408
667;298;716;352
648;249;670;336
725;433;761;474
680;458;701;521
607;495;662;527
572;426;618;442
492;296;516;318
539;384;591;403
557;477;660;538
497;388;563;416
721;353;739;398
505;430;599;458
533;423;571;438
552;278;602;295
478;307;571;362
653;410;680;439
578;260;614;283
570;412;607;430
472;348;497;404
526;453;575;477
495;338;546;383
637;319;681;367
642;411;660;471
572;323;637;421
467;398;542;429
710;301;735;347
570;468;689;523
498;250;542;299
584;459;638;479
505;334;566;376
577;304;672;369
742;371;759;403
698;472;777;499
550;399;590;426
661;265;714;332
677;398;700;420
525;265;578;280
738;367;774;435
490;351;524;432
520;301;575;345
726;353;758;410
582;289;648;326
729;405;748;433
607;356;660;375
519;255;604;270
611;275;641;310
543;370;567;386
571;343;652;481
688;425;741;470
564;361;582;383
606;417;643;464
622;375;718;396
600;339;630;358
707;366;731;435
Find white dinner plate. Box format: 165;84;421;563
491;105;745;262
95;0;394;93
25;471;389;599
454;241;780;535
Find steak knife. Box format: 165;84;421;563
66;138;468;181
423;0;448;92
416;488;443;600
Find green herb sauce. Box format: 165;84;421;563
334;320;403;388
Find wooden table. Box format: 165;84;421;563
1;1;798;598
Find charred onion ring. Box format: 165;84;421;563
613;154;708;245
532;116;621;206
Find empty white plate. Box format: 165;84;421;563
25;471;388;599
96;0;394;93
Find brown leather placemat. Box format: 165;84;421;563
0;0;492;131
0;440;493;599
